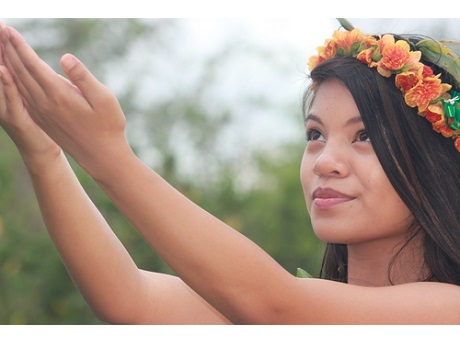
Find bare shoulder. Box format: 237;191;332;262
285;278;460;324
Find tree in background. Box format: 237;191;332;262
0;18;321;324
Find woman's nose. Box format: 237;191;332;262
312;141;350;178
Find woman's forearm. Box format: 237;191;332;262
93;151;293;323
25;151;148;323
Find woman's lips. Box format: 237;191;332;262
312;187;355;209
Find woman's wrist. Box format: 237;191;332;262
82;142;139;187
20;144;64;178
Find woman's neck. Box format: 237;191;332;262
346;233;427;287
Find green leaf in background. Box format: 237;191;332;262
296;267;313;279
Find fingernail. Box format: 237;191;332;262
62;54;78;70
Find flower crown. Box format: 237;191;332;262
308;21;460;152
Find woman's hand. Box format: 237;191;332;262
0;64;61;173
0;24;133;179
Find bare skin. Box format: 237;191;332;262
1;23;460;324
301;79;426;287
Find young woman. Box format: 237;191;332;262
0;23;459;324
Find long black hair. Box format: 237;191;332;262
304;53;460;285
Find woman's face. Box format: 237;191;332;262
300;79;413;245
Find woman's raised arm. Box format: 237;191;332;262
0;33;230;324
0;23;298;324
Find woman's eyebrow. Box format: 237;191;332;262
345;115;363;127
305;114;363;127
304;114;322;125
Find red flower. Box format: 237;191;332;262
395;71;421;92
423;109;442;123
455;137;460;152
422;65;435;78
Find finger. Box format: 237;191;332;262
0;43;4;66
0;65;15;115
3;26;67;106
0;23;6;65
0;65;29;131
0;26;46;103
60;54;116;110
0;65;27;115
2;26;90;123
0;28;4;66
0;67;7;116
4;26;107;110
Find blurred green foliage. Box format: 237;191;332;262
0;19;322;324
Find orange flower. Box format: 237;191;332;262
432;119;455;137
425;105;455;138
318;39;337;60
426;102;445;117
363;35;378;48
308;38;337;71
377;39;421;77
308;55;323;71
357;48;374;65
423;109;442;123
395;71;421;92
332;28;364;54
422;65;435;78
455;137;460;151
375;34;394;56
404;77;451;112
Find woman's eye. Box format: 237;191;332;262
306;129;324;142
355;130;370;142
